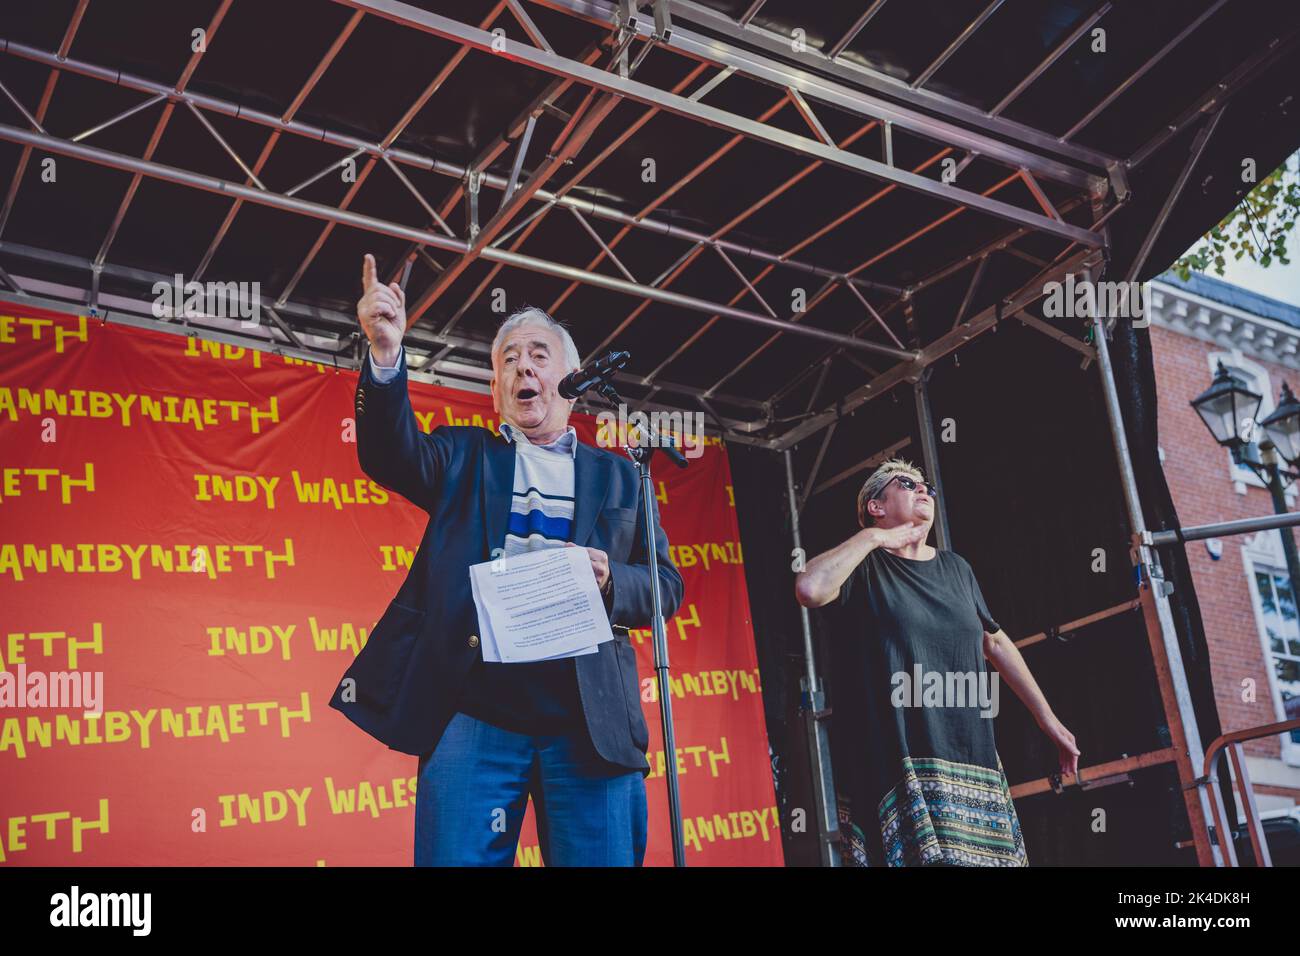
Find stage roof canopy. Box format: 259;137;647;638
1;0;1298;446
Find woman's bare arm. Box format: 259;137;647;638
984;630;1080;777
794;523;926;608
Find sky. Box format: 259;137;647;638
1209;238;1300;307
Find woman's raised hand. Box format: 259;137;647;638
868;522;929;551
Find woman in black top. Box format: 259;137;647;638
795;458;1079;866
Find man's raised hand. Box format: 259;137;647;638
357;253;407;366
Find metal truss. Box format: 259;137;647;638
0;32;908;335
534;0;1117;186
335;0;1106;247
0;0;88;237
0;0;1258;453
0;240;773;437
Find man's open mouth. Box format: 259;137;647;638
517;388;539;401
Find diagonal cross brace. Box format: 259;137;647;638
405;89;623;324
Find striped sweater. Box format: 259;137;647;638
457;421;587;735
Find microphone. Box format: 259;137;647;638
558;350;630;399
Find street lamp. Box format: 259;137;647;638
1260;382;1300;467
1190;361;1262;449
1191;364;1300;631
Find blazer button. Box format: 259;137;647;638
468;634;479;648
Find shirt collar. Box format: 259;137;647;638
499;421;578;458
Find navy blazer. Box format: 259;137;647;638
328;350;685;772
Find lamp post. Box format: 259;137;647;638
1190;363;1300;608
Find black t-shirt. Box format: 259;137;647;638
829;545;1001;823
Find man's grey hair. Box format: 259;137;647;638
490;306;582;377
856;456;925;528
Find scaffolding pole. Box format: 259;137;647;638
784;449;840;866
1084;260;1222;866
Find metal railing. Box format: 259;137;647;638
1202;717;1300;866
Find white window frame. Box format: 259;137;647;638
1240;530;1300;766
1206;350;1297;505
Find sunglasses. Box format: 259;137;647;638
878;474;937;498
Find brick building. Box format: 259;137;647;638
1148;270;1300;813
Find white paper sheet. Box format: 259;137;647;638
469;547;613;663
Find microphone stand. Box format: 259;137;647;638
593;379;689;867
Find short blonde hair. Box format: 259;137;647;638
856;457;925;527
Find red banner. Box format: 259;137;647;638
0;303;782;866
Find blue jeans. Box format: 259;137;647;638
414;711;648;866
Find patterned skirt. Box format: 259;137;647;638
839;754;1027;867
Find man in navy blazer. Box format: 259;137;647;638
329;254;684;866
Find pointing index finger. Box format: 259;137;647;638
362;253;376;290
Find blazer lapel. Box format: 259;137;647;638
572;441;611;547
480;431;516;558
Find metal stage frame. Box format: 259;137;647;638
2;0;1297;866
